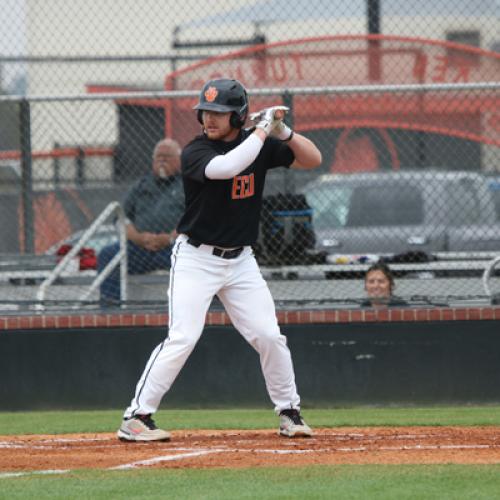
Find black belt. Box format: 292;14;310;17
187;238;244;260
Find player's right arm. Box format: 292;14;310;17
204;134;264;180
202;109;278;180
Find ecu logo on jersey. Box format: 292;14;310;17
232;174;255;199
204;86;218;102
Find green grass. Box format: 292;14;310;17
1;405;500;435
2;465;500;499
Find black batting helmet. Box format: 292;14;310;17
194;78;249;128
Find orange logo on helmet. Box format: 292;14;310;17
204;86;218;102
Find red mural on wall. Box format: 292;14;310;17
160;35;499;152
87;35;500;172
18;192;72;254
331;128;400;173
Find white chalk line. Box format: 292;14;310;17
0;436;355;451
0;469;70;479
109;449;228;470
1;434;499;455
317;433;467;441
108;447;324;470
0;430;493;447
0;440;226;452
379;444;500;451
107;442;500;471
0;447;229;478
0;436;113;450
2;437;500;478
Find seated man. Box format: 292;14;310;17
98;138;184;306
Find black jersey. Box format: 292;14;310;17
177;129;295;247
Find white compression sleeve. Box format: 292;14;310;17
204;134;264;180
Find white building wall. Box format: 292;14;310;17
25;0;251;149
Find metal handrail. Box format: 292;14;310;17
482;255;500;297
1;82;498;103
36;201;128;307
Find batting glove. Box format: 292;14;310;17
272;120;294;142
250;106;290;137
252;107;276;136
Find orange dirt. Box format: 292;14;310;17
1;427;499;474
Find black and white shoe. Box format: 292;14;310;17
279;409;313;437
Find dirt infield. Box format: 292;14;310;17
1;427;499;475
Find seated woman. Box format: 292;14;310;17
360;262;408;308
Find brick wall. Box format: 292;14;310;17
1;305;499;331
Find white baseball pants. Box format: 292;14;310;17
124;234;301;418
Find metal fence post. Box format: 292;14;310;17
367;0;381;81
19;98;35;254
76;146;85;186
282;90;295;194
53;141;61;187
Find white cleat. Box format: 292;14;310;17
279;409;313;438
117;414;171;442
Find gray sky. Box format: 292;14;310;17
0;0;25;54
184;0;498;28
0;0;26;91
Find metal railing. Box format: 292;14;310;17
482;255;500;297
36;201;127;308
1;81;498;103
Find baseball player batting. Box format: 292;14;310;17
117;78;322;442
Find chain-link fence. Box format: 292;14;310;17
0;0;499;310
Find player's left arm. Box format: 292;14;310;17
287;133;322;170
250;106;322;170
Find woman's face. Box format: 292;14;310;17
365;270;392;299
